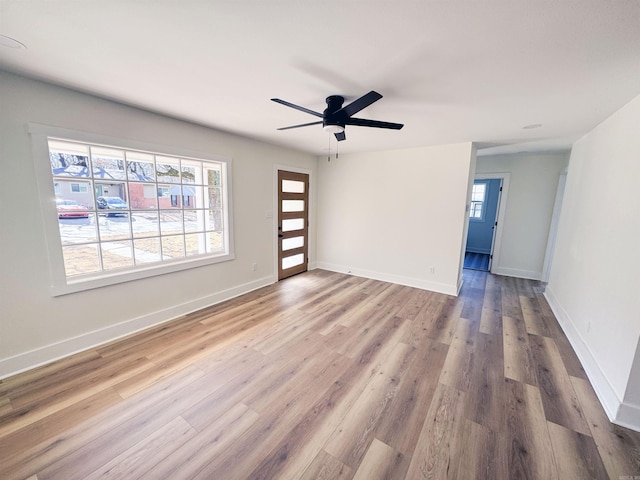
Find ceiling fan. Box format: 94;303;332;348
271;91;403;142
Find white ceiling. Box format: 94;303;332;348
2;1;640;156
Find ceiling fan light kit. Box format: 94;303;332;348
323;124;344;134
271;90;403;142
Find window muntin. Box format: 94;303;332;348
48;138;229;283
470;181;487;220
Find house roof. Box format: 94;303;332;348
1;1;640;156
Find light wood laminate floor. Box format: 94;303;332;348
1;269;639;479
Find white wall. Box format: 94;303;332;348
316;143;475;295
546;93;640;431
475;152;569;279
0;71;317;377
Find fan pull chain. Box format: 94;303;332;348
327;136;339;162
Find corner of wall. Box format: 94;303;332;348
616;402;640;432
544;286;640;432
316;262;459;296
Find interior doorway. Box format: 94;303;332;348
277;170;309;280
464;177;503;271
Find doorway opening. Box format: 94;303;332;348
464;177;503;272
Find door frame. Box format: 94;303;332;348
273;165;314;282
472;172;510;274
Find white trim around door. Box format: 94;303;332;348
474;172;510;275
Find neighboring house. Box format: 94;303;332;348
53;179;92;207
51;155;195;210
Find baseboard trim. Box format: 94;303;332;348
316;262;458;296
617;402;640;431
0;275;275;380
491;266;542;281
544;286;640;432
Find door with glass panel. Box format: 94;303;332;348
278;170;309;280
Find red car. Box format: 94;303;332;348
56;199;89;218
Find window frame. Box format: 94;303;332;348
469;180;488;222
28;122;235;296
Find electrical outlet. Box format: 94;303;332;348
429;266;435;274
252;263;257;271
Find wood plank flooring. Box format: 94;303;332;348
1;269;639;479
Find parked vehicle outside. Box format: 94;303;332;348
56;199;89;218
97;196;129;216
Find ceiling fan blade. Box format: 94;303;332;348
345;117;404;130
335;131;346;142
277;121;323;131
271;98;323;118
338;91;383;117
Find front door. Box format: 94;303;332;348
277;170;309;280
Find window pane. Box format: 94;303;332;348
181;161;197;184
49;140;90;177
62;244;101;276
131;212;159;238
205;165;222;186
282;218;304;232
160;210;184;234
282;236;304;251
282;200;304;212
471;183;486;202
101;240;134;270
282;179;304;193
282;253;304;270
95;183;129;214
161;235;185;259
92;147;126;181
205;209;222;231
128;182;158;209
161;184;183;208
126;151;155;182
56;196;91;215
59;214;97;244
184;210;204;233
206;231;224;253
470;202;483;218
133;238;162;264
185;232;206;256
206;187;222;209
156;158;181;183
180;185;197;207
98;216;132;241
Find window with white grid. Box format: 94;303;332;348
29;124;234;295
470;181;487;220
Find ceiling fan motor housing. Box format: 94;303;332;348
323;95;346;130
